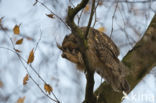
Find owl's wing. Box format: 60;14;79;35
90;29;119;62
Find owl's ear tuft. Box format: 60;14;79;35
56;42;63;50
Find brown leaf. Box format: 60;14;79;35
27;49;34;64
16;96;25;103
84;4;90;12
13;25;20;35
0;80;3;88
44;83;53;94
26;37;33;41
98;27;106;32
16;38;23;45
23;74;29;85
14;49;21;53
46;14;54;19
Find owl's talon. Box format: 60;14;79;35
121;91;128;101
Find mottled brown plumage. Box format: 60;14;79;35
58;27;130;93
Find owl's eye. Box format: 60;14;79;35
63;47;71;53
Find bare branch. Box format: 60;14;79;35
110;0;119;38
35;0;70;30
66;0;89;32
84;0;96;39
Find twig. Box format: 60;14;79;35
110;0;119;38
77;9;84;26
35;0;71;31
69;0;75;8
92;0;100;27
0;46;60;103
92;10;97;27
0;45;60;103
84;0;96;39
6;35;60;103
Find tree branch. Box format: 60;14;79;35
66;0;97;103
66;0;89;33
94;14;156;103
84;0;95;39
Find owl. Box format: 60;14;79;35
58;27;130;93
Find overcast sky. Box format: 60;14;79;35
0;0;156;103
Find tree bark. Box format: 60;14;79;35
95;14;156;103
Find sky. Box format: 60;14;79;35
0;0;156;103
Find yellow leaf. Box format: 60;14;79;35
23;74;29;85
46;14;54;19
16;96;25;103
98;27;106;32
13;25;20;35
84;4;90;12
44;83;53;94
27;49;34;64
16;38;23;45
0;80;3;88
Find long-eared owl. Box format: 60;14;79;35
58;27;130;93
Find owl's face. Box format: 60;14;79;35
58;34;84;67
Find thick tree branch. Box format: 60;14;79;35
95;14;156;103
66;0;98;103
66;0;97;103
66;0;89;34
83;1;97;103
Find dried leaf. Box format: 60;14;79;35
26;37;33;41
23;74;29;85
98;27;106;32
46;14;54;19
44;83;53;94
13;25;20;35
0;80;3;88
14;49;21;53
16;38;23;45
84;4;90;12
27;49;34;64
16;96;25;103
